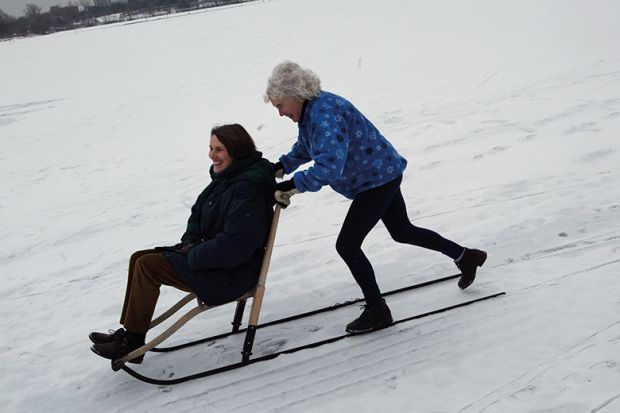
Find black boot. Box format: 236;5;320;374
91;330;146;364
455;248;487;290
89;328;126;345
346;298;393;334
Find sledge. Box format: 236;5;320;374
111;204;505;385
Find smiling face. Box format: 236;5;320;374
270;96;304;123
209;134;233;173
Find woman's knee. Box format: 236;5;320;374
133;254;169;283
129;249;154;266
335;237;347;257
387;223;418;244
336;235;361;259
387;228;408;244
135;253;162;270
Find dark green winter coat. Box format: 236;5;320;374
162;152;275;305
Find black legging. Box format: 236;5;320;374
336;175;464;304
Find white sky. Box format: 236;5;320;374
0;0;77;17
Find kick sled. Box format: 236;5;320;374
108;202;505;385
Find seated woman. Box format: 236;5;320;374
90;124;275;363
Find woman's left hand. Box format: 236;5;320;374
179;242;196;255
274;179;299;208
272;161;285;179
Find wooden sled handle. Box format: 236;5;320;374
248;205;281;326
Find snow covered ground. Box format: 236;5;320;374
2;0;620;411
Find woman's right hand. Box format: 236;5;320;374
274;178;299;208
272;161;284;179
179;241;196;255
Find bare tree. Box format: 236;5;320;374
23;4;53;34
24;4;42;18
0;8;16;37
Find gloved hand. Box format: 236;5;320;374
272;161;285;179
154;239;196;253
179;242;196;255
274;178;299;208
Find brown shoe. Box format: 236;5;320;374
455;248;487;289
89;328;125;345
90;330;145;364
345;298;393;334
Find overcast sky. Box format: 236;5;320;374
1;0;84;17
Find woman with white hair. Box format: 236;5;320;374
266;61;487;334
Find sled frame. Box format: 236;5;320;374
112;205;282;371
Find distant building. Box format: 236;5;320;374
88;0;127;9
49;5;80;20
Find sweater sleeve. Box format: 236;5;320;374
292;108;349;193
188;184;269;270
279;139;312;174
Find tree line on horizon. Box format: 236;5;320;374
0;0;249;38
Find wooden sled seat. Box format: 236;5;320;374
112;205;282;370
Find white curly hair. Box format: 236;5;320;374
263;61;322;102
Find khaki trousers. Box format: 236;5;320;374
119;249;192;333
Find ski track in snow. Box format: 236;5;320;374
128;237;620;412
460;320;620;413
161;302;504;412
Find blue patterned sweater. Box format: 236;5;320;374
279;91;407;199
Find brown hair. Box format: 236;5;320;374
211;124;256;159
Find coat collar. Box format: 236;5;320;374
298;98;312;127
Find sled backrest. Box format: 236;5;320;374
247;205;282;326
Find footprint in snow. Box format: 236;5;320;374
579;148;615;163
382;113;404;125
510;384;538;399
473;146;511;160
563;122;600;135
481;119;511;124
157;365;175;379
517;134;536;142
561;373;591;384
589;360;618;371
419;160;441;170
259;338;289;353
383;375;398;390
0;117;16;127
529;402;590;412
